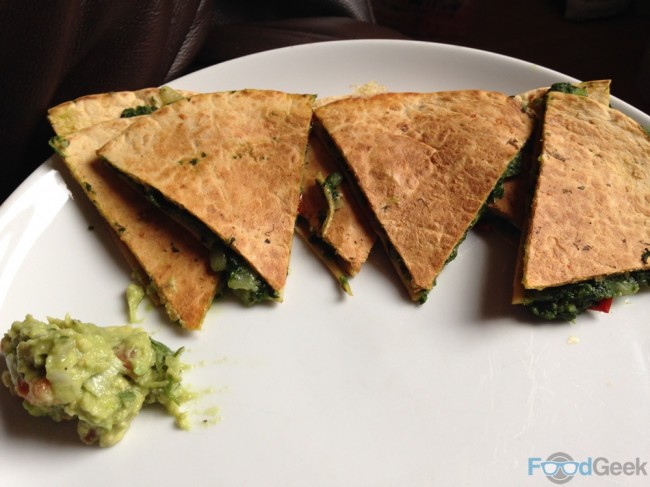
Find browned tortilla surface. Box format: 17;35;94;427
522;91;650;289
99;90;314;294
489;80;612;228
299;132;376;275
297;86;385;283
488;169;532;230
48;88;196;136
314;90;534;300
58;119;219;329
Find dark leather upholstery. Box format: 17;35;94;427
0;0;407;203
211;0;376;23
195;16;408;70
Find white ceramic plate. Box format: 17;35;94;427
1;40;649;487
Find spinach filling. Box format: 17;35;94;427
548;82;588;97
320;172;344;206
127;178;277;306
209;247;277;306
489;149;525;201
121;104;158;118
120;87;186;119
316;171;344;234
523;271;650;321
48;135;69;157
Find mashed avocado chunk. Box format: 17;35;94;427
1;315;189;447
126;282;146;323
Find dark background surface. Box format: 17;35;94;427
1;0;648;204
372;0;649;114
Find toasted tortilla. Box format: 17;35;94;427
298;133;375;279
522;90;650;290
296;84;385;292
98;89;314;296
487;175;531;231
314;90;534;301
511;81;614;305
51;119;219;329
48;87;195;136
512;80;610;119
489;80;612;228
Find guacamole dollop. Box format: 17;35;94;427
1;315;189;447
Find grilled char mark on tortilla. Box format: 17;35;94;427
51;119;220;330
98;89;314;297
314;90;534;301
524;91;650;289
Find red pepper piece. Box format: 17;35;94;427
589;297;613;313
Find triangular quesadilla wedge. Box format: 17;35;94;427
48;86;195;136
511;81;613;307
296;133;376;294
313;90;534;302
49;119;220;329
98;89;315;304
296;88;385;295
516;83;650;320
488;80;612;229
